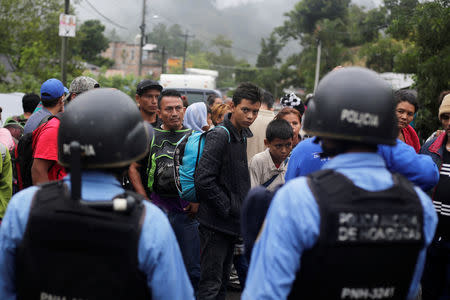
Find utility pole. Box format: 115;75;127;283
313;39;322;93
138;0;146;77
61;0;70;85
161;46;166;74
180;30;194;74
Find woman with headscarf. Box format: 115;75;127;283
183;102;211;132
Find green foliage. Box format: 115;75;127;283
235;66;282;96
392;43;418;74
255;67;283;97
211;35;233;50
90;73;141;99
107;28;121;42
256;32;282;68
360;37;404;73
346;5;387;46
278;0;350;38
147;23;185;61
394;0;450;139
205;35;248;88
187;52;211;69
189;39;206;55
273;0;364;92
72;20;110;66
0;0;84;92
384;0;419;39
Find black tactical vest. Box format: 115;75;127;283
16;181;151;300
288;169;424;300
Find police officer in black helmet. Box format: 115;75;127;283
0;89;195;299
243;67;438;299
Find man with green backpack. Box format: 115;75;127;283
143;89;201;293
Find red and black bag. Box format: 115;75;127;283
14;114;60;191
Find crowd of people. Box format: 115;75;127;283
0;66;448;300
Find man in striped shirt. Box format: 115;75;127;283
420;93;450;300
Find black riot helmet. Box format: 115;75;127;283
58;88;152;169
303;67;397;146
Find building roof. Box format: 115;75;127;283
379;72;414;90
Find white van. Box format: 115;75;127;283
160;74;216;90
0;92;24;122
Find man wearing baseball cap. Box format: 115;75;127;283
31;76;98;185
420;93;450;299
128;79;163;198
23;78;65;134
65;76;100;103
135;79;163;127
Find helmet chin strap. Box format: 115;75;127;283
69;141;82;201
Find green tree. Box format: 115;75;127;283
207;35;247;88
168;24;185;56
211;35;233;52
147;23;186;59
187;52;211;69
384;0;419;39
249;33;284;96
360;37;404;72
88;72;143;99
0;0;83;91
345;5;387;46
274;0;358;92
389;0;450;139
73;20;112;67
107;28;121;42
256;32;282;68
188;39;206;55
277;0;350;40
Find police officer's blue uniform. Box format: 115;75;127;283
285;137;439;191
0;172;195;300
243;153;437;300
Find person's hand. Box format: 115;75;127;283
184;202;199;218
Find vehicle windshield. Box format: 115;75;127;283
186;92;204;105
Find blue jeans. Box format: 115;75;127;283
167;212;201;293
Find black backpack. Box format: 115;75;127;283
14;114;60;191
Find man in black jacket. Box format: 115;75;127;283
195;82;261;300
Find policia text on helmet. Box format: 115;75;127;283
16;89;156;299
303;67;398;157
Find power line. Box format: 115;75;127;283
82;0;129;30
150;10;261;56
209;64;269;70
180;30;195;73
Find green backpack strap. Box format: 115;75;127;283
146;134;156;192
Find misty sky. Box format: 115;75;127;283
74;0;382;63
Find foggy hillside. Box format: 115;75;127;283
75;0;382;63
